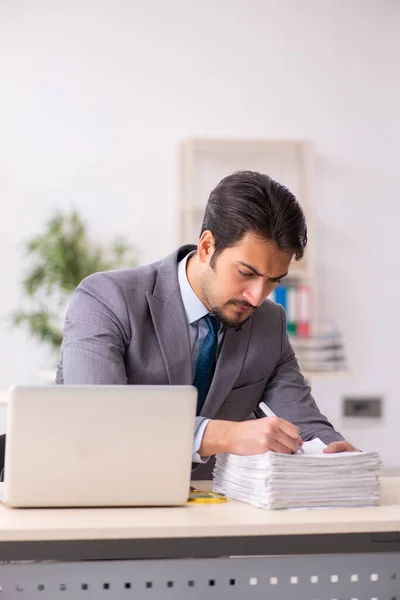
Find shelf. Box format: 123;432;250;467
180;138;313;236
302;370;351;380
184;137;312;154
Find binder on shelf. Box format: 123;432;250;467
286;286;297;336
270;283;312;338
274;285;287;312
297;285;311;337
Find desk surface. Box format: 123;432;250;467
0;478;399;543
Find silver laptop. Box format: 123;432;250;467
3;385;196;508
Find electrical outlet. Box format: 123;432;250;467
343;396;383;418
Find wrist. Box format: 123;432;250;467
199;419;238;456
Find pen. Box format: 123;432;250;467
257;401;305;454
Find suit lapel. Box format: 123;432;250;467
200;319;252;418
146;245;195;386
146;291;192;385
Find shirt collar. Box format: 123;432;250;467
178;252;209;325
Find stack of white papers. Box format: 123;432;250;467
213;439;381;509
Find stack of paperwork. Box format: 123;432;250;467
213;439;381;509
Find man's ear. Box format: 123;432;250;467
197;230;215;264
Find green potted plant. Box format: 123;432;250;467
12;209;137;379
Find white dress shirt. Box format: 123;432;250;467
178;252;225;462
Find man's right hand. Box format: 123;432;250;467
199;417;303;457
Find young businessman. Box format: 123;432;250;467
56;171;356;478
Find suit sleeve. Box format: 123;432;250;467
56;273;130;384
261;306;344;445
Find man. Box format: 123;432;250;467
56;171;356;478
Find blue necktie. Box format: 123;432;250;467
193;315;219;414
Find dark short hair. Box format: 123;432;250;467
201;170;307;264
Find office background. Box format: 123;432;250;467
0;0;398;466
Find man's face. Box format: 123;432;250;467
201;232;293;328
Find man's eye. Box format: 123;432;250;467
239;270;253;278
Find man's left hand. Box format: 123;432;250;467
323;440;359;453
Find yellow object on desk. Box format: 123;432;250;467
188;488;227;504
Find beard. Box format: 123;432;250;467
210;299;255;328
201;264;256;328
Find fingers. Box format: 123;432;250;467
259;417;302;454
274;431;300;454
323;441;357;453
270;439;293;454
273;418;301;453
322;442;343;454
277;418;301;440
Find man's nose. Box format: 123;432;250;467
242;281;266;307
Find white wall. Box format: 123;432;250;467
0;1;399;464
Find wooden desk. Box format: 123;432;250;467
0;479;399;599
0;478;400;544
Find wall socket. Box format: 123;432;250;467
342;396;383;418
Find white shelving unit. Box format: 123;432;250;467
179;137;348;379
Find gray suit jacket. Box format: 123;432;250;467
56;245;343;478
